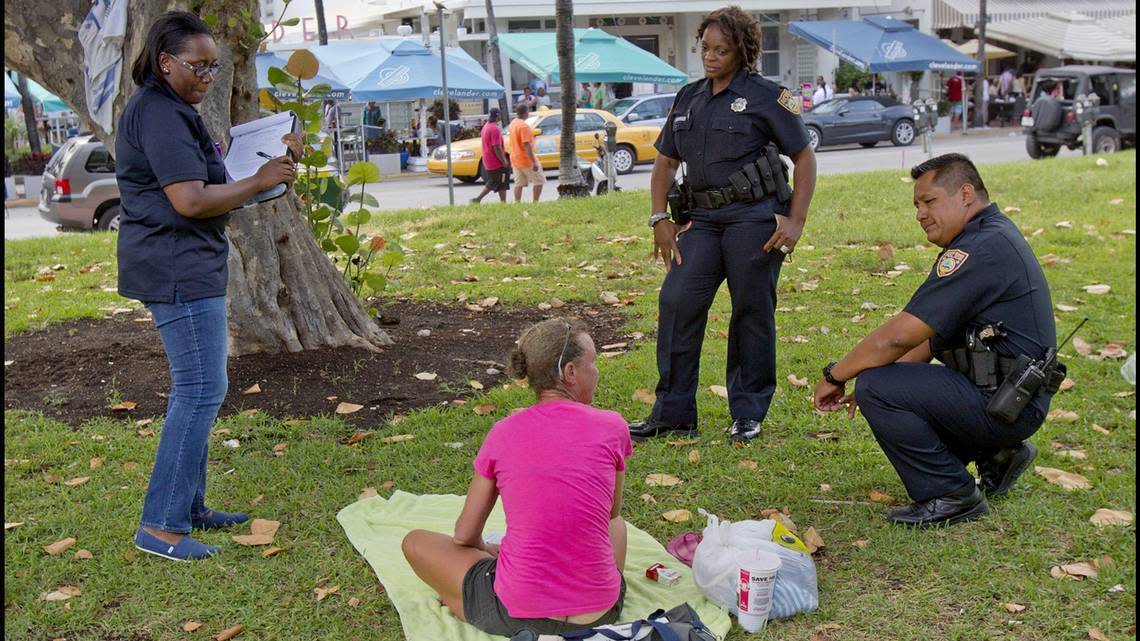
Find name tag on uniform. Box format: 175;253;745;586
674;114;688;123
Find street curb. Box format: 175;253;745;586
5;198;37;207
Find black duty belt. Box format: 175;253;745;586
690;186;757;210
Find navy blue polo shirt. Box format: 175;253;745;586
904;203;1058;413
655;68;809;191
116;75;229;303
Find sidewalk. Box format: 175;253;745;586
934;126;1023;141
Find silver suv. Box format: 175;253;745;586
38;135;121;231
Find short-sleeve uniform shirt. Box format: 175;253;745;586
655;68;810;192
115;76;229;303
904;204;1058;415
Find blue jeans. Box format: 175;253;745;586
140;292;228;534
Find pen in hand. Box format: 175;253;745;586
256;151;274;160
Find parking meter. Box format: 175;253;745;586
925;98;939;132
912;100;930;156
1075;94;1092;155
604;120;618;188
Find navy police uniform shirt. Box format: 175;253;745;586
654;68;809;191
116;75;229;303
903;203;1058;414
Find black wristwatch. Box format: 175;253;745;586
823;361;846;385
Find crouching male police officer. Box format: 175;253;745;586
813;154;1062;527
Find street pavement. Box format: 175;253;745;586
3;129;1085;240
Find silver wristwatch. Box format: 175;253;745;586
648;212;671;227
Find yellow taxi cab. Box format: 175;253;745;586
427;108;662;182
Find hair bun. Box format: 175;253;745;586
507;348;528;380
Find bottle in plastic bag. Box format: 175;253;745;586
1122;352;1136;385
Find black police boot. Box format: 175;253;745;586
628;417;697;442
887;486;989;528
728;418;762;444
976;442;1038;498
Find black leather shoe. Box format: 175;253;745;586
887;486;989;527
628;417;697;442
728;418;762;443
976;442;1038;498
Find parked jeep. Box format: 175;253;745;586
1022;66;1136;158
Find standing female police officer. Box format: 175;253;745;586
630;6;817;443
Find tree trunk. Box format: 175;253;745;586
4;0;392;356
973;0;987;128
483;0;507;119
314;0;328;46
554;0;587;199
15;73;42;153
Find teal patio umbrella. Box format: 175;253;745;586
496;28;687;84
4;72;20;109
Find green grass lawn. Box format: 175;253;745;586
4;152;1135;641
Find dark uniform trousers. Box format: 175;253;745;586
855;362;1046;502
653;199;784;426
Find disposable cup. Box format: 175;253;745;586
736;548;781;633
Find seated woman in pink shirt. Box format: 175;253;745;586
402;318;632;636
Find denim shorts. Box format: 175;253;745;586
461;557;626;636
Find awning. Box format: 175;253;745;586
4;72;20;109
985;13;1136;62
789;17;980;73
952;39;1016;60
255;52;353;100
933;0;1136;30
257;38;505;102
495;28;688;84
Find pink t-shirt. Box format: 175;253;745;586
474;399;632;619
481;122;505;171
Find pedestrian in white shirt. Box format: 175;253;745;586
811;75;833;108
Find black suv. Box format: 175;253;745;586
1023;66;1136;158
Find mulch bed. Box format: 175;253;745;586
3;299;630;428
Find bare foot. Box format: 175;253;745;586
143;527;184;545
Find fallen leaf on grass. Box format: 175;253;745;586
1050;561;1099;580
1058;378;1075;392
1003;206;1022;213
1108;198;1124;206
868;489;893;503
645;473;683;487
708;385;728;398
662;509;691;523
877;244;895;260
1088;628;1111;641
414;372;438;381
213;624;244;641
738;460;758;471
687;449;701;464
473;404;496;416
851;540;869;549
358;487;379;500
1089;509;1133;527
479;297;499;308
1081;284;1110;295
44;538;77;555
123;461;140;471
63;476;90;487
232;519;280;546
1003;603;1026;613
666;438;699;448
5;522;25;530
380;434;415;444
272;443;288;456
787;374;809;387
631;388;656;404
336;403;364;415
771;512;798;534
75;549;93;560
110;401;137;411
1036;466;1091;490
1056;303;1080;312
600;292;620;305
803;527;825;554
808;432;839;441
1047;409;1080;423
42;585;81;601
468;380;484;390
1072;337;1093;356
819;484;831;492
183;621;203;632
1055;221;1073;229
262;546;286;558
242;384;261;395
348;596;362;607
639;493;657;504
1091;424;1111;435
1099;343;1128;359
313;585;339;601
1056;449;1087;459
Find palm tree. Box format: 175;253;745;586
484;0;508;118
555;0;588;198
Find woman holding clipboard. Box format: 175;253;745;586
115;11;301;561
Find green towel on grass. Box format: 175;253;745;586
337;490;732;640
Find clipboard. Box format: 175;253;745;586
224;110;300;207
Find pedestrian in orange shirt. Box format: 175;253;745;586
507;103;544;203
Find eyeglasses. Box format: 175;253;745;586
164;53;222;79
555;320;572;381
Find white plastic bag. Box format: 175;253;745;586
691;510;818;621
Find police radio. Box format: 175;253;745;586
986;318;1087;423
